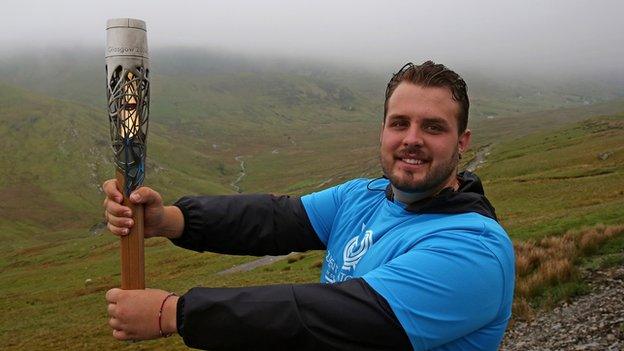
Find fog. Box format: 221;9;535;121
2;0;623;79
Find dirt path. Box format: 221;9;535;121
466;145;492;172
230;155;246;193
217;254;290;275
316;177;335;189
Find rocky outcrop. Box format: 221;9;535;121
501;266;624;350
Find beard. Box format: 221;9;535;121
381;146;459;193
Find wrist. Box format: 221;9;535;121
160;294;179;336
162;206;184;239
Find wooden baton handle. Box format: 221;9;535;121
116;171;145;290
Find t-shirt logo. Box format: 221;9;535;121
341;228;373;271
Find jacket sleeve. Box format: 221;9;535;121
170;194;325;255
176;278;412;351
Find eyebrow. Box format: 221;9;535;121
386;114;410;122
386;115;450;126
421;117;450;126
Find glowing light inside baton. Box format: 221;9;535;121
121;71;140;138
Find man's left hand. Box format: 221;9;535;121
105;288;178;341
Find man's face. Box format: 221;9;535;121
380;82;471;193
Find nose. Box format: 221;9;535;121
402;125;424;147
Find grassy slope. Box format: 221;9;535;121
0;63;384;349
1;50;624;349
470;98;624;147
3;48;623;196
1;108;622;349
479;114;624;240
0;82;233;249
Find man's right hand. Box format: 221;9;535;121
102;179;184;239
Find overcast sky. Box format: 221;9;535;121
2;0;623;77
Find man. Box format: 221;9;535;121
104;61;515;350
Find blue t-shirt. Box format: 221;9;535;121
301;178;515;351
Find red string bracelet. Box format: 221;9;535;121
159;292;178;338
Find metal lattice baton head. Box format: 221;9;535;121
106;18;150;197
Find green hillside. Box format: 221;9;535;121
1;49;623;349
0;82;234;249
470;98;624;146
2;48;622;126
0;63;387;277
1;107;622;349
479;114;624;240
2;48;623;198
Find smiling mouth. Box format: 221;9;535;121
397;157;430;167
402;158;424;165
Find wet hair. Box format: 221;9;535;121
384;61;469;134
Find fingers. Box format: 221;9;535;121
102;179;123;203
104;198;132;217
109;317;123;330
107;291;127;335
107;303;116;316
105;207;133;236
102;181;164;238
129;187;162;206
107;222;129;236
112;329;130;341
103;180;163;207
106;288;122;303
105;289;170;341
105;213;133;232
102;183;133;236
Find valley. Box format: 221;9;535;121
0;49;623;349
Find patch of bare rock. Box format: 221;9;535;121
501;266;624;350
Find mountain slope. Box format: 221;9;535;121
479;113;624;239
1;107;623;350
3;48;623;125
0;82;233;248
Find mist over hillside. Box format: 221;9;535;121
1;46;623;240
1;47;623;119
1;48;620;228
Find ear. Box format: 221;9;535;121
458;129;472;154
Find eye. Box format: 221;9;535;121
424;123;446;133
390;120;408;129
426;125;441;131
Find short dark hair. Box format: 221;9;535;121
384;61;469;134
